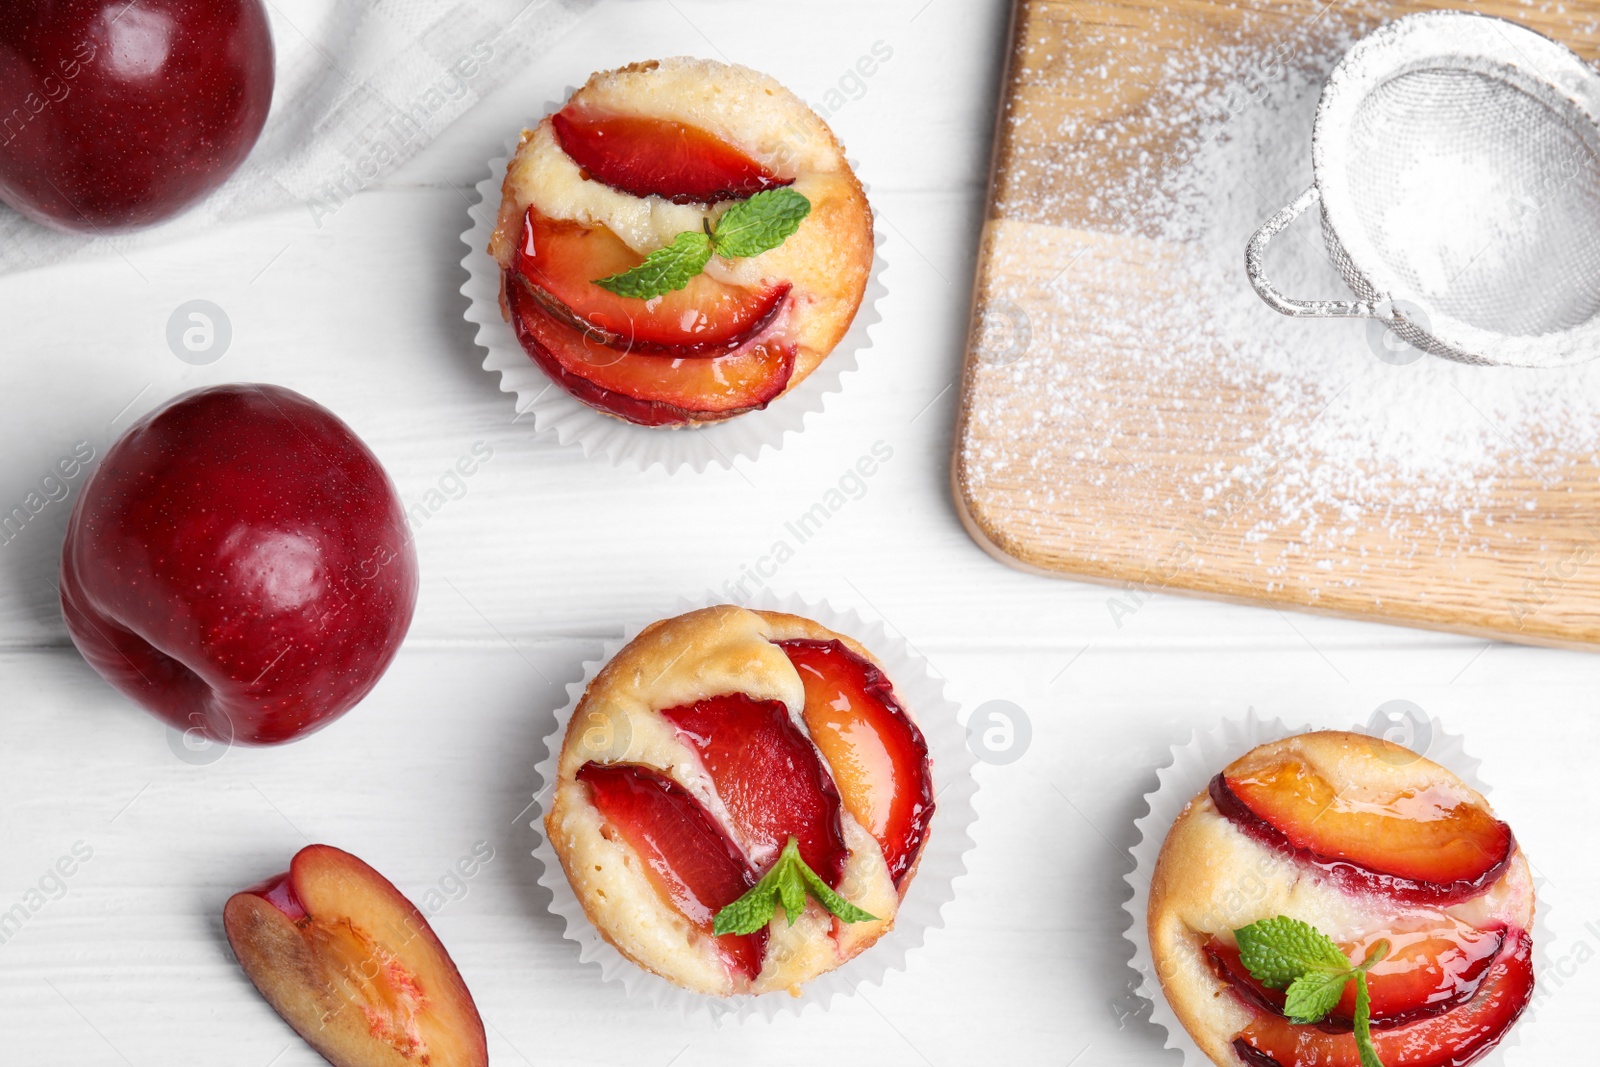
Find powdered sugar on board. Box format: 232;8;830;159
964;2;1600;591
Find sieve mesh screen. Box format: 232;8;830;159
1341;66;1600;337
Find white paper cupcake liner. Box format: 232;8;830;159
529;590;978;1023
1122;709;1550;1067
459;114;887;473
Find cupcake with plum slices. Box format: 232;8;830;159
490;59;875;427
1149;731;1535;1067
544;606;933;996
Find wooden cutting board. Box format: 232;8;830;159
952;0;1600;651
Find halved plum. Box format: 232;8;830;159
506;273;794;427
515;207;789;353
1206;921;1506;1030
661;693;849;888
777;639;933;888
1210;765;1515;904
578;761;766;981
223;844;487;1067
552;106;791;204
1230;929;1534;1067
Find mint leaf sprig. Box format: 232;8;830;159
711;187;811;259
593;187;811;301
714;836;876;936
1234;916;1390;1067
591;230;713;300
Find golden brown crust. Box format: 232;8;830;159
1147;731;1535;1066
546;606;922;996
491;58;874;426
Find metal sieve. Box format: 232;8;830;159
1245;11;1600;368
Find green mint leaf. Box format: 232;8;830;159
1234;917;1354;989
592;230;712;300
1353;972;1387;1067
710;187;811;260
713;856;783;937
794;850;878;925
591;187;810;303
714;836;878;936
1235;916;1385;1060
712;880;777;936
1283;969;1351;1024
776;858;807;927
1356;939;1391;974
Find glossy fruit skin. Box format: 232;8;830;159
60;384;417;746
236;868;309;922
505;272;795;426
1230;929;1534;1067
552;107;789;204
1209;771;1516;905
508;105;808;423
515;207;790;354
0;0;274;233
662;692;849;887
1205;925;1505;1030
777;638;933;888
578;761;766;981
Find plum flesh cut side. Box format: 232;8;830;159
222;844;487;1067
661;693;849;887
776;638;933;888
506;274;794;427
1205;920;1505;1030
1229;929;1533;1067
1210;765;1515;904
552;107;791;204
578;761;767;981
515;207;790;353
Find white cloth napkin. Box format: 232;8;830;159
0;0;595;275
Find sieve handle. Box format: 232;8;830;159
1246;186;1380;319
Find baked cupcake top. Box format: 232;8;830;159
491;58;874;428
545;606;933;996
1149;731;1534;1067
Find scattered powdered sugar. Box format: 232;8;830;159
1167;33;1600;520
972;6;1600;559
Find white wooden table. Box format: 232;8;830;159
1;1;1594;1063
